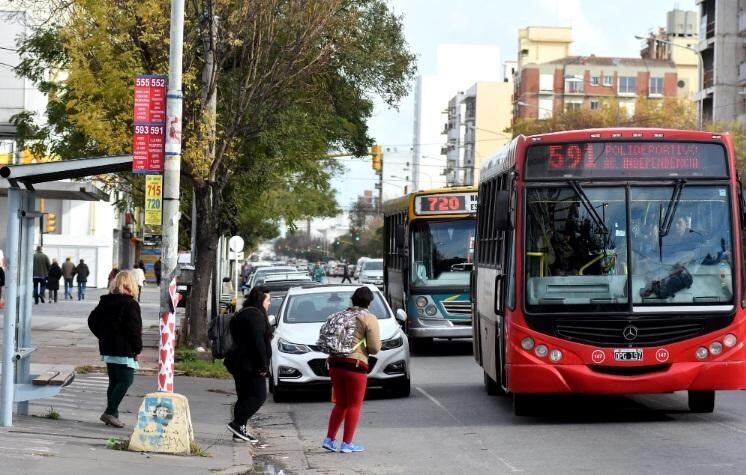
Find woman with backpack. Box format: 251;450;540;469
224;286;272;443
322;286;381;454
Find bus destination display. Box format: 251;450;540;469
414;192;478;216
524;142;727;179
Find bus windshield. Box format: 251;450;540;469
524;185;733;312
410;219;475;288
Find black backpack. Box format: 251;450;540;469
208;313;234;359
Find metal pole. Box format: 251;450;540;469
17;191;35;416
159;0;185;392
1;188;21;427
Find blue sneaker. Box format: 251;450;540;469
322;437;337;452
340;442;364;453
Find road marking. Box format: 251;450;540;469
416;387;523;473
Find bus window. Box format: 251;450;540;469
525;187;628;311
630;186;733;305
410;219;476;288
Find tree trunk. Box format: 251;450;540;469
186;181;222;347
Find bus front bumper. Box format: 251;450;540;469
408;319;472;339
508;360;746;394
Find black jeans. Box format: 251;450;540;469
105;363;134;418
33;277;46;303
231;371;267;427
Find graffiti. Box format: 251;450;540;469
129;393;194;454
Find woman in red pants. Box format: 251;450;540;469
323;287;381;453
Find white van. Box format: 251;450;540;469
359;258;384;289
354;257;369;280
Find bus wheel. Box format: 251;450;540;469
688;390;715;413
484;371;505;396
512;393;537;416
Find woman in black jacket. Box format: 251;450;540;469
224;286;272;443
46;259;62;303
87;270;142;428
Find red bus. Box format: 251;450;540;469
473;128;746;415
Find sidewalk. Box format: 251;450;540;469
0;286;258;473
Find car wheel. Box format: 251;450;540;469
272;383;287;403
268;375;274;394
389;377;411;398
688;390;715;413
484;371;505;396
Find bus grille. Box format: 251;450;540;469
555;319;705;347
442;301;472;315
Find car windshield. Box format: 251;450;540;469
363;261;383;271
410;218;475;288
283;291;390;323
524;185;733;312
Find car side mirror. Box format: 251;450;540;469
268;314;277;326
395;309;407;322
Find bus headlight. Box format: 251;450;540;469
695;347;709;360
415;296;428;308
535;345;548;358
425;305;438;316
520;337;535;351
549;349;563;362
724;334;737;348
709;341;723;355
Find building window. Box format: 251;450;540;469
591;75;600;85
618;76;636;95
590;98;600;111
649;77;664;95
565;101;581;113
539;73;553;92
603;74;613;87
538;98;553;119
566;78;583;94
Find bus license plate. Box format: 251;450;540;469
614;349;643;361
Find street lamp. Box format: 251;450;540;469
634;34;703;129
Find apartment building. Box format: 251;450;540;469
696;0;746;122
515;56;678;121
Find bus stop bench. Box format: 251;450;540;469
32;370;76;387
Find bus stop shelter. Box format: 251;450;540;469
0;155;132;427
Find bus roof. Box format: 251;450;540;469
383;185;478;217
480;128;731;183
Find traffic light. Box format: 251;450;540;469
371;144;382;171
46;213;56;233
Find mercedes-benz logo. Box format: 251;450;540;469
622;325;639;341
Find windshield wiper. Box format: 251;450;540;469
568;181;609;236
657;178;686;262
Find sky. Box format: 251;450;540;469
330;0;699;209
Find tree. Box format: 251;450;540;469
509;96;696;137
14;0;416;345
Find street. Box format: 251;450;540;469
255;338;746;474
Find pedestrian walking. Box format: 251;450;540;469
61;257;75;300
224;286;273;443
133;263;146;302
154;258;162;286
32;246;51;304
46;259;62;303
341;261;352;283
75;259;90;300
322;286;381;453
87;270;142;429
312;261;326;283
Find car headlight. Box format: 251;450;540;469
381;335;404;350
277;338;311;354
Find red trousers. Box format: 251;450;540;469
326;365;368;443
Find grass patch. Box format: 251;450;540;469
106;437;129;450
190;440;211;457
44;407;60;420
175;347;230;379
75;365;98;374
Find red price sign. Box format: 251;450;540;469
132;74;167;173
415;192;477;216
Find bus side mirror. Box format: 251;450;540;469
495;190;514;231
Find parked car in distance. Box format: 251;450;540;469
245;265;297;293
269;284;410;402
354;257;369;279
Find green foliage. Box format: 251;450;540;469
175;347;230;379
44;407;60;420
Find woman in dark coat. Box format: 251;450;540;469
46;259;62;303
87;270;142;428
224;286;272;443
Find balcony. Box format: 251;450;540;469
703;69;714;90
